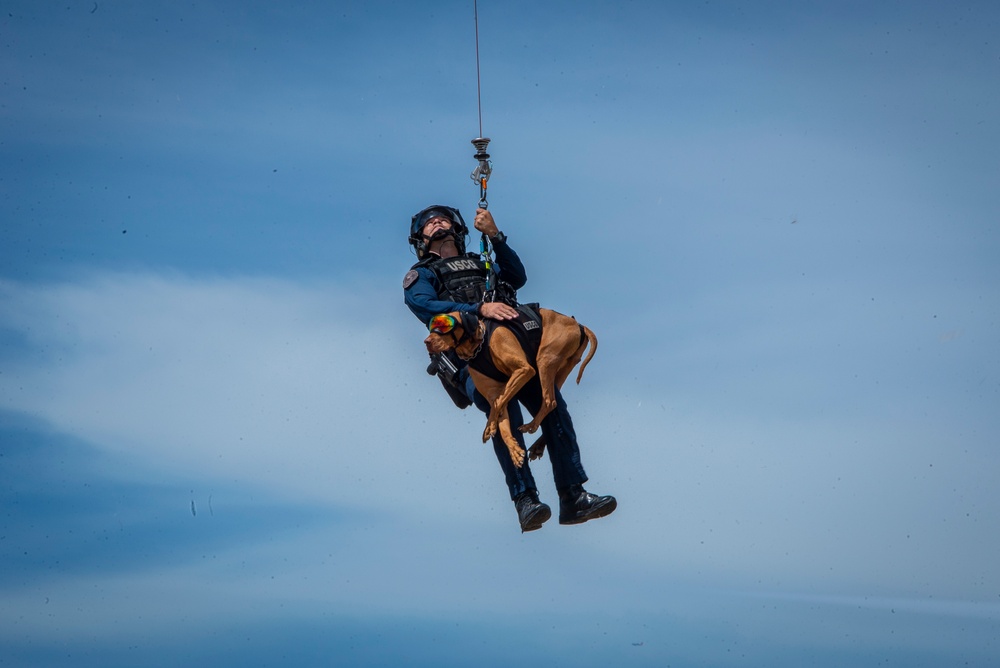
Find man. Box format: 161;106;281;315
404;204;616;531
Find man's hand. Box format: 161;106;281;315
474;208;500;238
479;301;518;320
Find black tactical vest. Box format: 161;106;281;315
422;254;490;304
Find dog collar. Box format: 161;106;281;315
456;321;486;362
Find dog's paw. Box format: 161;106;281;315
482;423;497;443
509;448;525;468
518;422;540;435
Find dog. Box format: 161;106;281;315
424;307;597;467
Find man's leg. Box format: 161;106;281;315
516;383;616;525
463;371;550;531
514;383;586;489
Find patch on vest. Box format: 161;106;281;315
524;319;540;330
403;270;419;289
443;257;481;272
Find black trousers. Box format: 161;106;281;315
463;369;588;500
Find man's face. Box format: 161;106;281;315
421;215;453;241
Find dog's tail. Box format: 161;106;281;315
575;325;598;384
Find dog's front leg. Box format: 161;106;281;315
470;370;527;467
470;371;506;442
520;319;579;434
495;404;524;467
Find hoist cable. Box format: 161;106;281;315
474;0;484;138
471;1;496;296
470;0;492;211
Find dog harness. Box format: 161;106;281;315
466;303;544;382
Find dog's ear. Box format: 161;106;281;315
459;311;479;334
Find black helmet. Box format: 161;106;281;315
409;205;469;258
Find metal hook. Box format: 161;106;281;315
471;137;492;209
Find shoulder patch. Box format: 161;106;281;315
402;269;419;289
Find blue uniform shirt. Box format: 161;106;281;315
404;235;527;324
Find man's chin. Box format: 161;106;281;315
426;229;453;242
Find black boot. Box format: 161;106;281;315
558;484;617;525
514;491;551;533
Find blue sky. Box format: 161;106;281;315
2;0;998;665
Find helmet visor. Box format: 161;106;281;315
419;209;454;229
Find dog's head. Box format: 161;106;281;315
424;311;481;356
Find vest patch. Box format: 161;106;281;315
443;258;480;272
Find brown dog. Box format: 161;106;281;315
424;307;597;467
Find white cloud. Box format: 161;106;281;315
0;272;496;518
2;270;998;607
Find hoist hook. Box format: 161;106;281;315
470;136;496;294
470;137;492;210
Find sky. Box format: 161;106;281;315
1;0;998;665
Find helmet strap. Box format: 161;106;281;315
426;228;453;243
423;229;463;257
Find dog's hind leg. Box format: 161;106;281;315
527;434;547;461
519;349;563;434
520;321;586;434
